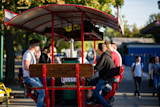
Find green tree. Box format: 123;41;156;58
145;13;160;42
1;0;18;84
104;15;148;39
146;13;160;25
15;0;123;15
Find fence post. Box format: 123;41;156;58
0;4;4;82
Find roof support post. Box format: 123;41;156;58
94;41;97;64
51;13;54;63
117;5;119;24
81;12;84;64
0;5;4;81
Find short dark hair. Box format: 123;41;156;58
43;46;49;50
104;40;110;45
29;39;40;46
98;43;106;52
136;56;140;59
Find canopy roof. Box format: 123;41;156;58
5;4;121;40
140;20;160;34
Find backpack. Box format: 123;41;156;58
133;63;143;72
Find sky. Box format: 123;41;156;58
120;0;159;29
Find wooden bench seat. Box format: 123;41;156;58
29;63;94;77
29;63;94;107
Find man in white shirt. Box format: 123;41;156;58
22;39;45;107
131;56;143;98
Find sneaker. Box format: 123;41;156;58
86;101;99;106
138;96;141;99
107;97;115;106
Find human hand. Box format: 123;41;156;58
56;57;61;64
35;51;41;59
151;76;153;80
133;74;136;77
92;64;96;66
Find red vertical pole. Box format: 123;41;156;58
94;40;97;64
51;14;55;106
117;5;119;24
82;77;85;107
76;64;81;107
81;12;84;64
52;13;54;64
51;78;55;107
43;64;50;107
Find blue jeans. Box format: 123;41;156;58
93;78;110;107
153;74;160;94
24;77;45;107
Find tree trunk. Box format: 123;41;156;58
5;31;15;85
22;33;29;55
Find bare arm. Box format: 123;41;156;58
131;67;135;77
141;68;143;78
24;60;31;71
151;69;153;80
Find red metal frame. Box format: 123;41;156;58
51;13;54;63
76;64;82;107
30;65;125;107
4;4;122;38
43;64;50;107
51;78;55;107
94;40;97;64
81;12;84;64
86;65;125;107
82;77;85;107
5;4;123;107
104;65;125;100
30;64;95;107
25;84;37;103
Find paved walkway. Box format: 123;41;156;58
1;66;159;107
114;66;159;107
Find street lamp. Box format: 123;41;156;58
158;0;160;9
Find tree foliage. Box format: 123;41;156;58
146;13;160;25
104;15;141;39
145;13;160;43
0;0;124;15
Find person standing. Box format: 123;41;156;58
148;57;155;87
22;39;45;107
151;56;160;96
131;56;143;98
